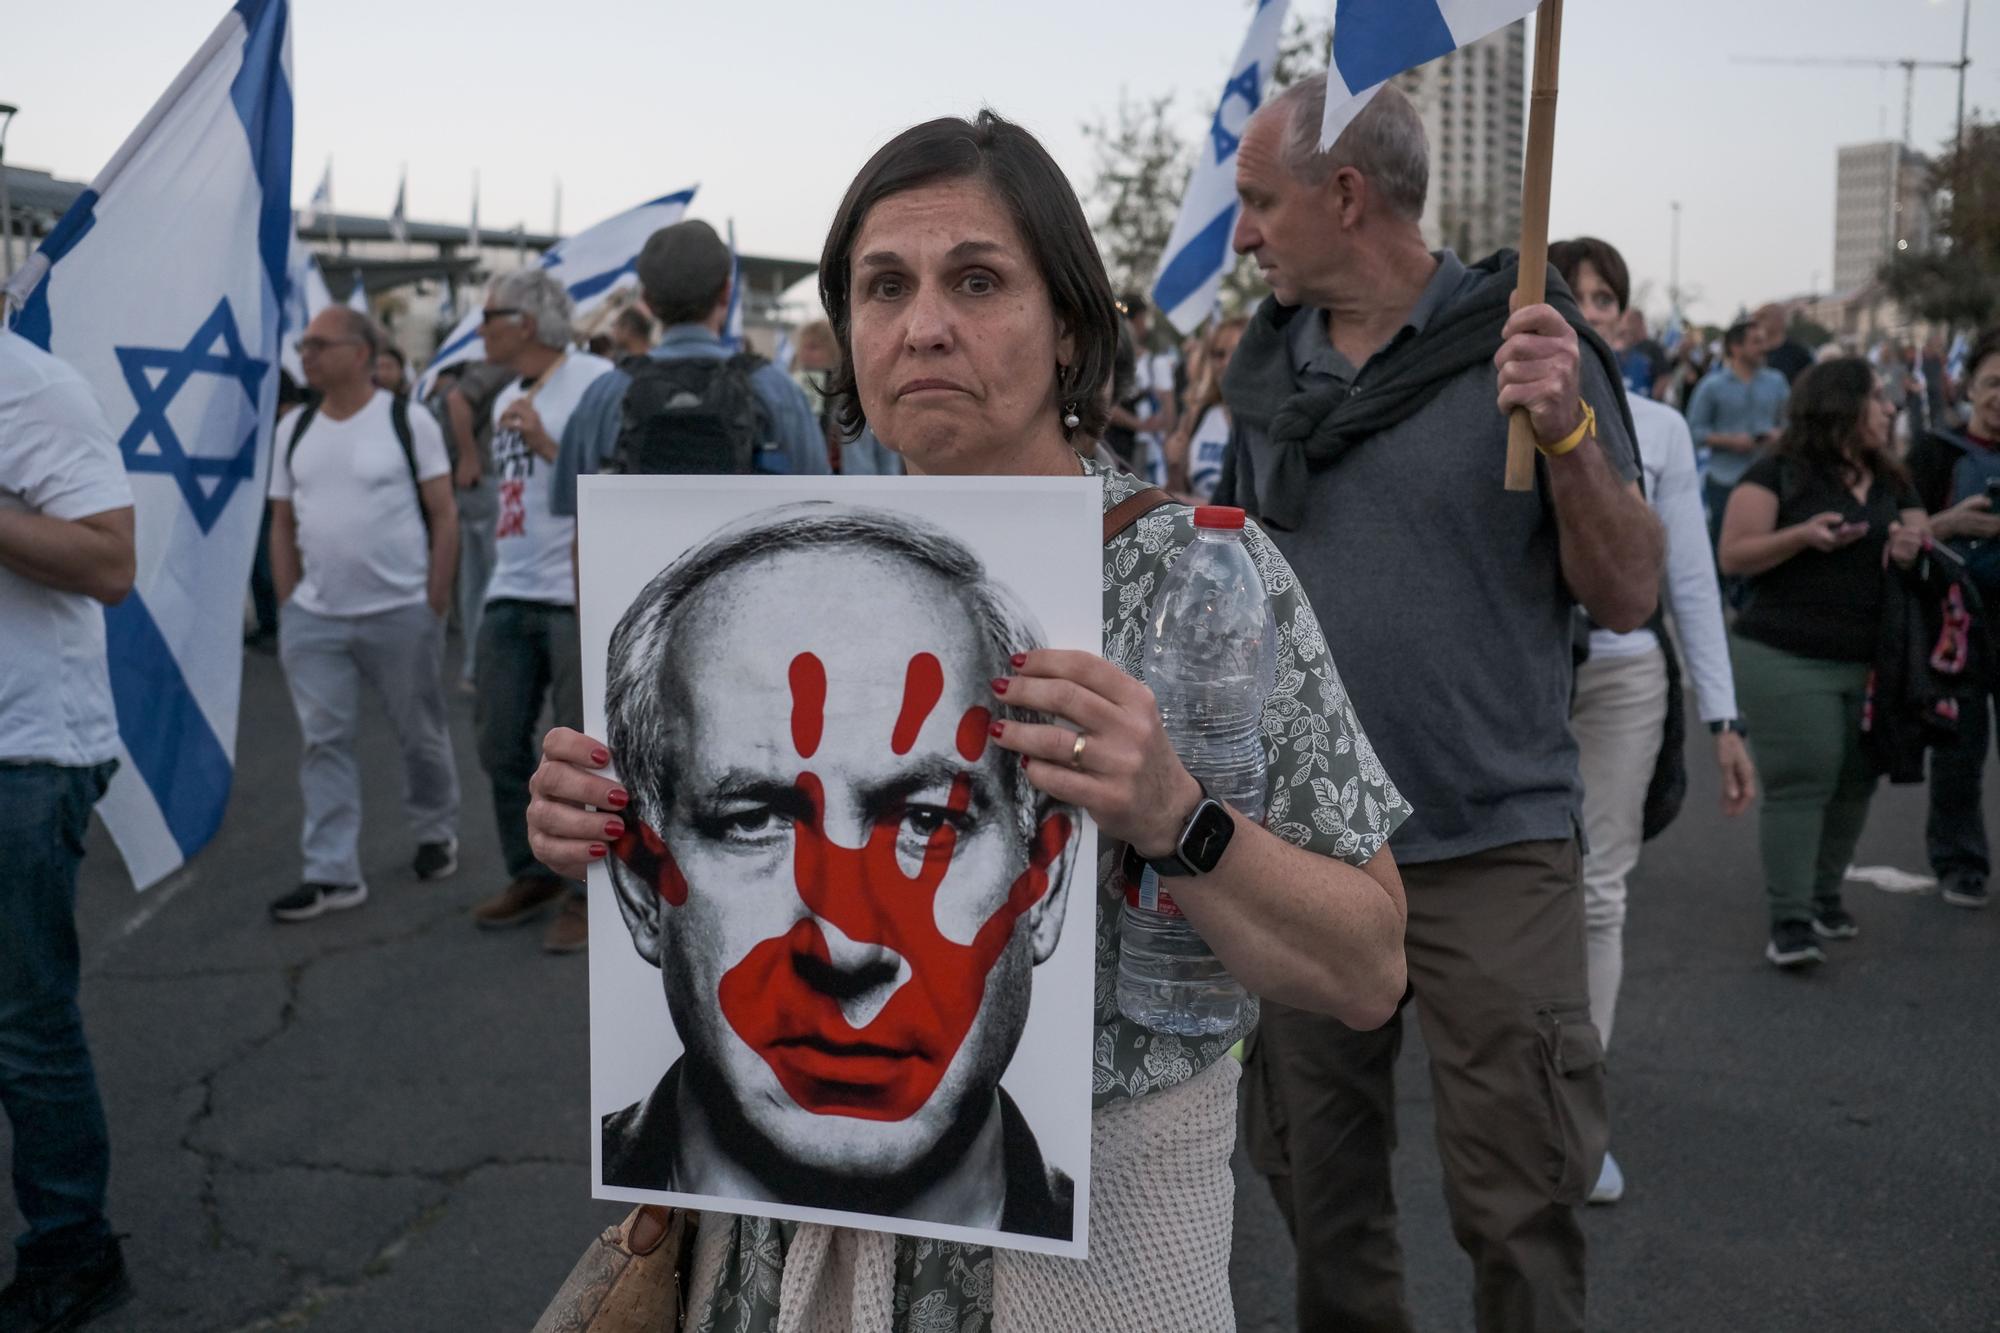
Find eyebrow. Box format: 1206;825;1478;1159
694;756;998;816
856;240;1009;271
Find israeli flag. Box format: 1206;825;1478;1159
723;219;744;350
1321;0;1539;148
299;156;330;229
346;268;368;314
418;184;696;395
1152;0;1290;336
2;0;292;890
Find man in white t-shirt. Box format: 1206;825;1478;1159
465;269;615;954
0;330;136;1327
267;307;461;923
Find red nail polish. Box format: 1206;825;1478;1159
588;843;607;860
590;747;610;767
604;819;625;840
607;789;629;809
989;720;1006;738
1010;653;1028;668
991;677;1009;695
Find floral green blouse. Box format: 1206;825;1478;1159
689;461;1409;1333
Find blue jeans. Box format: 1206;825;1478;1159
0;761;117;1270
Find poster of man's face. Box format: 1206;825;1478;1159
580;477;1101;1258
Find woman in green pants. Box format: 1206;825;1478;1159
1719;359;1927;969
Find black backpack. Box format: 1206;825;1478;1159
286;391;431;537
609;353;771;475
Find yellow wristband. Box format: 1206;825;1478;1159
1537;399;1596;458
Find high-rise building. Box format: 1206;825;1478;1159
1833;142;1934;293
1396;23;1527;260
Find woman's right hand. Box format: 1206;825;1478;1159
527;727;628;881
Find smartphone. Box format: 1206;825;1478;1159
1984;478;2000;510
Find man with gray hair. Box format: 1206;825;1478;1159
268;305;461;922
1217;78;1663;1330
467;270;615;953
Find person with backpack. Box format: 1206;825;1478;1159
553;219;828;508
1906;326;2000;910
267;306;462;923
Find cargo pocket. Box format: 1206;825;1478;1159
1536;1006;1608;1206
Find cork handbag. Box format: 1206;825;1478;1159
532;1204;698;1333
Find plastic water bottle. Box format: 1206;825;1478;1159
1117;506;1272;1037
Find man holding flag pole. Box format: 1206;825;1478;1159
1218;3;1663;1328
0;0;295;1323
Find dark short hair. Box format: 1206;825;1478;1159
1967;327;2000;385
1548;237;1631;313
375;341;406;369
1724;320;1756;355
1118;291;1149;320
637;220;732;327
818;110;1119;445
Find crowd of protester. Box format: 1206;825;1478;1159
7;61;1997;1333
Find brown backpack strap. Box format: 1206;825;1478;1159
1102;487;1175;545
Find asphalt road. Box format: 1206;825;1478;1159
7;638;1997;1332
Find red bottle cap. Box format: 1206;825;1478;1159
1192;506;1246;530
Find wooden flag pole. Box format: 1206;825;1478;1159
1504;0;1566;492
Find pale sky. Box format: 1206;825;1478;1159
4;0;1994;327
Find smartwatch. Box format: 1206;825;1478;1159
1144;782;1236;877
1710;719;1747;738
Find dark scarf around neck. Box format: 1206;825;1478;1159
1221;250;1633;531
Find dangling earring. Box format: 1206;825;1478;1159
1062;403;1081;430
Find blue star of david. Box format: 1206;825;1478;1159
1210;64;1263;164
115;298;269;534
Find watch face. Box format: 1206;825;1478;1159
1181;800;1234;872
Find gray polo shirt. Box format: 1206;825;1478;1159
1228;250;1639;865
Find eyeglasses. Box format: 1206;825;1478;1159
480;307;523;324
298;336;362;355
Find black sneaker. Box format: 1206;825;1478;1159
1812;907;1860;940
269;881;368;923
1940;871;1989;910
0;1239;131;1333
412;838;458;881
1765;920;1825;969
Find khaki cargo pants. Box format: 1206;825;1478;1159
1242;838;1607;1333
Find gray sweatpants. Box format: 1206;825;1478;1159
278;600;460;886
455;476;499;687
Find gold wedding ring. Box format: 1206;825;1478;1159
1070;733;1089;771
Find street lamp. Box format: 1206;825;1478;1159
0;103;18;281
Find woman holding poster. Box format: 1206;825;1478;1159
528;111;1409;1331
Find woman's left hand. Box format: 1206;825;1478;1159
1885;519;1924;569
985;649;1202;859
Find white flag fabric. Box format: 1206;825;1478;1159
1320;0;1538;148
723;220;744;349
2;0;293;889
417;185;695;395
346;269;368;314
277;223;330;382
1151;0;1291;335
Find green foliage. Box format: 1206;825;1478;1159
1082;4;1332;328
1879;116;2000;329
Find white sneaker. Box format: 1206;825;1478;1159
1588;1151;1625;1205
1844;864;1937;894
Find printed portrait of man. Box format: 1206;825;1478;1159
598;503;1083;1241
